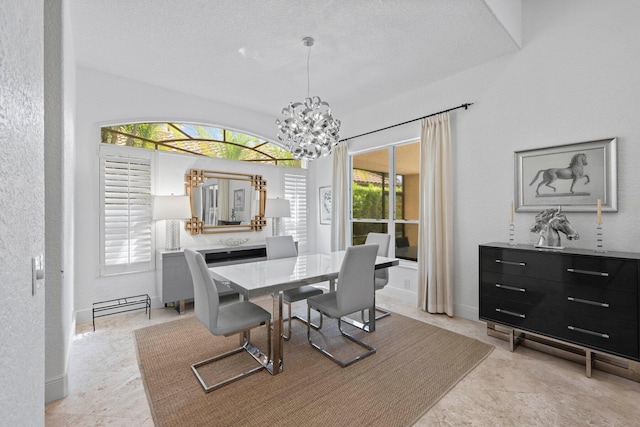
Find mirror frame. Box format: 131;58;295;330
184;168;267;234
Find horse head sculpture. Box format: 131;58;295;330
530;206;579;248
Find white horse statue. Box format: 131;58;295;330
529;153;589;195
530;207;579;248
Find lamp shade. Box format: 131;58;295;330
264;198;291;218
152;195;191;220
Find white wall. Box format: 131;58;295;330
75;68;308;322
0;0;46;423
312;155;333;254
338;0;640;319
45;0;76;403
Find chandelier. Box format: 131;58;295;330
276;37;341;160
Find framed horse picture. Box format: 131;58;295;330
514;138;617;212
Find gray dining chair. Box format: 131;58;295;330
265;235;323;340
306;244;379;367
184;248;271;393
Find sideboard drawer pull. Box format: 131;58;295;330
495;259;526;267
495;283;526;293
567;325;609;339
566;268;609;277
567;296;610;308
496;308;526;318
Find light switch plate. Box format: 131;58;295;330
32;254;44;296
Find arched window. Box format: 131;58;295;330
101;122;302;167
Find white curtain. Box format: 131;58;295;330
418;112;454;316
331;141;349;251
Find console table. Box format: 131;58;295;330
479;242;640;381
156;243;268;313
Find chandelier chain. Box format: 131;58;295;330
306;43;311;98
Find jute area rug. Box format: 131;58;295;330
135;307;493;427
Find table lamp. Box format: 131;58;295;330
264;198;291;236
153;195;191;251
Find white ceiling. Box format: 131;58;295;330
69;0;519;122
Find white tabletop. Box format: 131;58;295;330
209;251;398;298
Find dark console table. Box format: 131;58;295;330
479;242;640;381
156;243;268;313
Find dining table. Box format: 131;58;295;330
209;250;399;375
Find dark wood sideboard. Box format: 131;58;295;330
479;242;640;381
156;243;268;313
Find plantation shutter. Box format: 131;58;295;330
284;173;308;253
100;155;153;275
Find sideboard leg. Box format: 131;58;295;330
586;350;593;378
509;328;525;352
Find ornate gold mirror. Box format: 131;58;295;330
185;169;266;234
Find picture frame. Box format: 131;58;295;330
515;138;617;212
233;189;245;211
319;186;332;224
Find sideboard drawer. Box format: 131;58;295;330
480;246;563;282
562;286;637;324
481;271;561;305
560;315;638;358
480;295;562;336
560;257;637;293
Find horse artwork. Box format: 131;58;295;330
530;207;580;248
529;153;590;196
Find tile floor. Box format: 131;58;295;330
45;295;640;426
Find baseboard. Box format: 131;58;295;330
454;304;478;321
45;313;75;403
45;373;68;403
378;287;416;305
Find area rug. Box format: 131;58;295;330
134;310;493;427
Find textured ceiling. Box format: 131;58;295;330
69;0;519;121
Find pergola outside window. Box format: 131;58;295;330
101;122;302;167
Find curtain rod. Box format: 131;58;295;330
338;102;474;143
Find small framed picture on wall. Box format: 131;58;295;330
234;189;245;211
319;186;331;224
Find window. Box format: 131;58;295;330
100;153;153;275
101;122;302;167
284;173;308;253
351;141;420;261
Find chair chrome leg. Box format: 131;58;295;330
344;301;390;333
307;306;376;368
191;320;272;393
360;306;390;323
282;300;323;341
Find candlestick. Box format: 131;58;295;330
596;199;602;225
595;223;605;253
510;201;514;224
508;223;516;246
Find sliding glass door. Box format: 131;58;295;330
351;141;419;261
